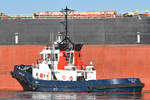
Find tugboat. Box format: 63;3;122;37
11;7;144;93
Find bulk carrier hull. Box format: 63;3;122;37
0;17;150;91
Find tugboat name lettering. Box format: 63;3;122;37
128;79;137;83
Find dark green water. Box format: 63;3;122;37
0;91;149;100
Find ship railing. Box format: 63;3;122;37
0;16;119;19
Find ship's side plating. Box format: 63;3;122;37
0;17;150;91
0;17;150;45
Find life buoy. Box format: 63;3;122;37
69;76;73;81
62;75;66;80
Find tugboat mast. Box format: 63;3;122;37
60;6;74;50
60;6;73;37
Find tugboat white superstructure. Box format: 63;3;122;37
33;32;96;82
11;7;144;93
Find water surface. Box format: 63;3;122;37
0;91;150;100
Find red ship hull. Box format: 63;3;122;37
0;45;150;91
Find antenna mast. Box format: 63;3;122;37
60;6;73;37
58;7;77;51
